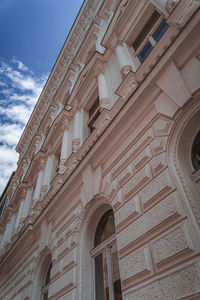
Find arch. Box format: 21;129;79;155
76;195;121;300
32;249;52;300
167;96;200;226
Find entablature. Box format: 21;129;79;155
16;0;105;159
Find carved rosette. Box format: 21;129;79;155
99;98;111;111
96;116;112;137
58;159;68;174
72;138;81;154
40;185;48;199
121;65;133;79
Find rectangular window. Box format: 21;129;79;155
133;10;168;63
87;97;100;134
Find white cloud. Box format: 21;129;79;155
0;58;48;195
0;145;18;195
1;104;32;124
0;123;24;146
12;57;28;71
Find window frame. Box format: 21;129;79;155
132;10;169;63
41;262;52;300
90;210;122;300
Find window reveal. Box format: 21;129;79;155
87;97;100;134
91;210;122;300
132;10;169;63
192;130;200;171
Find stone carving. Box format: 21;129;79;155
72;138;81;154
121;65;133;79
166;0;180;13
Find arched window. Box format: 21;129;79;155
41;262;52;300
191;130;200;171
91;209;122;300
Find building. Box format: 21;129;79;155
0;0;200;299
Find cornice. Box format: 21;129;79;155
15;0;104;158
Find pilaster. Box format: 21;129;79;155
32;160;46;205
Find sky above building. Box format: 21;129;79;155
0;0;84;195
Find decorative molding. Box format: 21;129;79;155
166;0;180;13
116;71;138;101
16;0;104;158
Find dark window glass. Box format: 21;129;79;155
152;18;168;42
88;98;100;133
133;10;160;50
95;253;109;300
138;41;153;63
89;98;99;119
192;131;200;171
43;293;48;300
94;210;115;247
45;263;52;286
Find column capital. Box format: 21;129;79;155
38;159;46;172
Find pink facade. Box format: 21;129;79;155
0;0;200;299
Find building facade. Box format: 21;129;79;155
0;0;200;299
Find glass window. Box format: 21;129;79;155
192;131;200;171
41;263;52;300
133;11;169;63
88;98;100;134
152;19;168;42
92;210;122;300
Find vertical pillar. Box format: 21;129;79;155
22;187;33;219
106;247;114;300
116;43;140;79
98;73;111;110
21;159;30;181
14;200;25;230
40;155;55;197
32;160;45;205
59;119;70;174
72;108;81;154
1;214;16;247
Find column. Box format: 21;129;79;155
72;108;81;154
98;73;110;110
21;159;30;181
1;214;16;247
14;200;25;231
40;155;55;197
116;43;140;79
32;160;45;205
22;188;33;220
58;119;70;174
106;247;114;300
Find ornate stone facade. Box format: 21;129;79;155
0;0;200;299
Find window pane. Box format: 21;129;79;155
95;253;109;300
43;292;48;300
94;210;115;247
133;10;160;50
152;19;168;42
192;131;200;170
45;263;52;286
111;244;122;300
138;41;153;63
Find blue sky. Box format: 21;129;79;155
0;0;84;195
